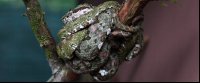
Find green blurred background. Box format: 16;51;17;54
0;0;79;82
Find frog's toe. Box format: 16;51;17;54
56;42;74;60
125;43;141;60
59;52;74;60
110;30;132;38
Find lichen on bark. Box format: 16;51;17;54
23;0;55;59
27;7;48;44
23;0;80;82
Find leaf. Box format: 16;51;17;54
161;2;168;7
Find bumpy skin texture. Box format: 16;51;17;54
56;3;94;60
61;3;94;24
74;8;121;60
56;29;87;60
56;1;144;81
56;1;141;61
66;41;111;74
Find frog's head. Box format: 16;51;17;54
61;3;94;24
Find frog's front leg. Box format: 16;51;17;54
109;29;144;61
111;14;144;63
111;9;144;33
112;15;141;32
110;30;131;38
56;29;88;60
125;28;144;60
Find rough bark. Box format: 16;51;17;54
22;0;80;82
118;0;151;25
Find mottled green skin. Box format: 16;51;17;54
56;1;141;61
75;9;113;60
57;1;122;38
56;3;94;60
74;7;141;60
74;5;141;60
56;29;87;60
66;41;111;74
61;3;94;24
56;1;144;81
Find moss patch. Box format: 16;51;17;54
45;49;53;59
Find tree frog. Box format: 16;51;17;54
56;1;144;81
56;1;141;61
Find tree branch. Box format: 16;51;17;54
119;0;152;25
22;0;80;82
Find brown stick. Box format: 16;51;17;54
119;0;151;25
